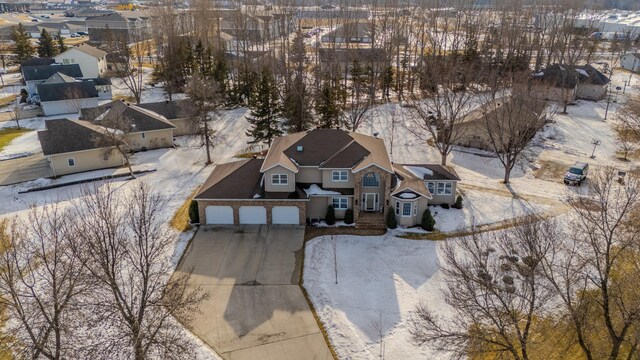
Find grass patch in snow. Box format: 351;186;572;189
235;151;262;159
0;95;15;108
113;94;137;103
0;127;31;152
170;189;198;232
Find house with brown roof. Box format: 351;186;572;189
80;100;176;151
37;119;125;177
194;129;461;228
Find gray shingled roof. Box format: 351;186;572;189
38;119;111;155
37;81;98;102
21;57;55;67
136;99;192;120
22;64;83;81
80;100;175;132
395;164;461;181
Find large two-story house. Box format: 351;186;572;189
195;129;460;228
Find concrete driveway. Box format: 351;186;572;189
175;225;333;360
0;154;52;185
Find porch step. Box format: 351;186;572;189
356;212;386;229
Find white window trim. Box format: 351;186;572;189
332;197;348;210
67;157;75;167
401;202;412;217
426;181;435;194
332;170;348;182
362;172;380;187
271;174;288;185
436;182;453;195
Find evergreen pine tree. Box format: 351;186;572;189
282;29;312;132
245;69;282;146
315;79;342;129
57;35;67;54
11;24;34;64
37;29;57;58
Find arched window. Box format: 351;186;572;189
362;172;379;187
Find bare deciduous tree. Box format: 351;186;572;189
71;182;209;360
0;205;89;360
480;88;549;184
106;31;148;104
409;216;558;360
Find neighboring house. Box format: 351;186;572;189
620;53;640;72
137;99;197;136
321;22;373;44
531;64;610;102
54;43;108;78
22;64;83;94
296;6;370;24
453;96;547;151
81;100;176;151
318;47;387;76
219;7;295;44
37;118;125;177
90;77;112;100
37;80;99;116
392;164;460;227
86;12;150;43
65;7;113;18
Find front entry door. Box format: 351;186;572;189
363;193;378;211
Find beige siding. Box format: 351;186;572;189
577;84;606;100
321;169;354;188
297;167;322;183
307;196;328;219
264;165;295;192
125;129;174;150
425;181;457;205
50;148;123;176
306;196;352;220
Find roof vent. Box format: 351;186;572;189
296;145;303;152
373;132;379;138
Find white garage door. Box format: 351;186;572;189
205;206;234;225
272;206;300;224
239;206;267;224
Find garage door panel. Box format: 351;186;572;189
272;206;300;225
239;206;267;224
205;206;234;225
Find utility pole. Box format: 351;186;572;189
604;85;612;120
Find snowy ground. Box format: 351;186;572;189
304;70;640;360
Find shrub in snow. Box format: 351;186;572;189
453;195;463;209
386;209;397;229
421;208;435;231
325;205;336;225
344;209;354;224
188;200;199;223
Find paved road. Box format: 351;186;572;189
0;154;51;185
175;225;333;360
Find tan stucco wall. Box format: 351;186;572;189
306;195;352;220
264;165;295;192
125;129;174;150
321;169;355;188
196;199;307;225
393;197;429;227
297;167;322;183
49;148;124;176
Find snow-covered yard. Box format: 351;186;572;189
304;234;446;360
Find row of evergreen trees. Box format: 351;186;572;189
11;24;67;65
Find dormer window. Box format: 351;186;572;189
271;174;288;185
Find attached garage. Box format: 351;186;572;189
239;206;267;224
205;206;234;225
272;206;300;224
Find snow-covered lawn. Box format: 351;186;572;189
304;234;446;360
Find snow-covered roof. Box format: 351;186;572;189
304;184;342;196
